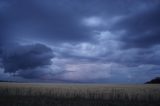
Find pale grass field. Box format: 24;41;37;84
0;82;160;106
0;82;160;99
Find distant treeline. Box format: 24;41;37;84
0;80;15;82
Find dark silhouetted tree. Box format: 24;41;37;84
145;77;160;84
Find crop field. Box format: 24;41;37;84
0;83;160;106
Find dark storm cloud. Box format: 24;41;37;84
0;0;154;43
0;0;93;43
113;3;160;48
0;0;160;82
1;43;54;73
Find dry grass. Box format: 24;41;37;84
0;82;160;106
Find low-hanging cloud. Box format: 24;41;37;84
1;43;54;73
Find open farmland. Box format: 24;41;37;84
0;83;160;106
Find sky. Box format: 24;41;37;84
0;0;160;83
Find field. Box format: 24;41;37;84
0;83;160;106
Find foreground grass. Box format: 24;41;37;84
0;83;160;106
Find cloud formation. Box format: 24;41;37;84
113;4;160;48
0;0;160;83
0;0;93;43
1;43;54;73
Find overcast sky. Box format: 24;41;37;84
0;0;160;83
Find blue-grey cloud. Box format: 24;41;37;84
1;43;54;73
0;0;93;43
0;0;160;83
113;3;160;48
